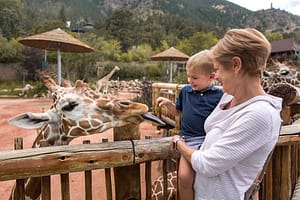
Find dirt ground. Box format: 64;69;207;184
0;96;165;199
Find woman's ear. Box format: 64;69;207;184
232;56;242;71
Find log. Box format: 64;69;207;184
0;137;173;181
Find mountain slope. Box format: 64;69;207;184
22;0;300;33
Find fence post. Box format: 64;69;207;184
113;124;141;200
12;137;25;200
83;140;92;200
145;135;152;200
102;138;113;200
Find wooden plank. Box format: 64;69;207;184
145;135;152;200
291;145;299;192
114;124;141;200
280;124;300;136
0;137;172;181
60;173;70;200
102;138;112;200
14;137;25;200
41;176;51;200
280;145;292;200
273;147;282;200
278;135;300;146
83;140;92;200
261;159;273;200
104;168;112;200
85;170;92;200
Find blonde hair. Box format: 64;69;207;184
210;28;271;76
186;50;215;75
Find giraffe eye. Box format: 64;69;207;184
62;102;78;112
280;70;289;76
119;100;131;107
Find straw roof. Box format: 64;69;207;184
151;47;189;61
19;28;94;53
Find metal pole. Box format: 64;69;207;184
169;61;173;83
57;49;61;85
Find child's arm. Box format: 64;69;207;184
156;97;180;116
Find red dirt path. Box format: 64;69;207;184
0;97;164;199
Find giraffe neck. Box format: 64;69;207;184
99;67;118;82
152;171;177;200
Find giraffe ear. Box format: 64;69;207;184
42;76;58;92
9;112;50;129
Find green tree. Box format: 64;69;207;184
177;32;218;55
0;36;24;63
59;4;67;23
126;44;153;62
264;32;283;42
0;0;24;39
105;9;137;52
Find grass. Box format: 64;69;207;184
0;81;47;98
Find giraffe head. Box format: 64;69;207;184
114;65;120;71
9;76;164;146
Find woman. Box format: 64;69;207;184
172;28;282;199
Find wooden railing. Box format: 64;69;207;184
0;136;174;200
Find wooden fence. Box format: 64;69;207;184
0;136;175;200
2;127;300;200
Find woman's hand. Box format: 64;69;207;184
170;135;185;151
170;135;194;163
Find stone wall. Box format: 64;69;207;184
0;63;22;81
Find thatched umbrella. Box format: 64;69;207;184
151;47;189;82
19;28;94;85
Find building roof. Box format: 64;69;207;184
271;38;299;53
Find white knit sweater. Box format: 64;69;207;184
191;93;282;200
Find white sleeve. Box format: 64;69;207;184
191;107;275;177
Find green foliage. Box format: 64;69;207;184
105;9;137;52
0;36;24;63
146;64;163;80
264;32;283;42
177;32;218;55
117;64;146;80
174;73;188;84
1;0;300;85
125;44;153;63
0;0;24;39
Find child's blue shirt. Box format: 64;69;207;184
176;85;223;138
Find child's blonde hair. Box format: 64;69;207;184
186;50;215;75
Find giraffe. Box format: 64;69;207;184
262;62;300;106
8;76;165;200
151;171;177;200
96;65;120;94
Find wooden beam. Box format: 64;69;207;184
0;137;173;181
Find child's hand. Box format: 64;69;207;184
156;97;171;107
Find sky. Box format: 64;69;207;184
227;0;300;16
